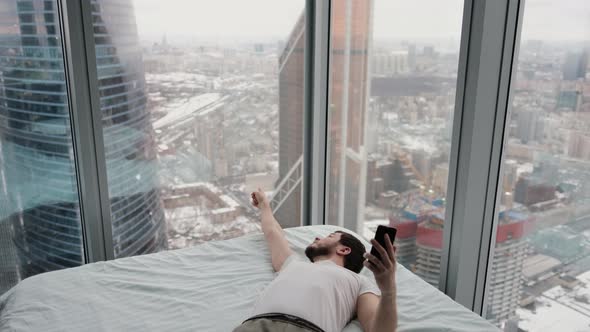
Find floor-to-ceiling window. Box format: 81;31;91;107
0;0;84;293
486;0;590;330
2;4;589;331
325;0;465;288
89;0;306;256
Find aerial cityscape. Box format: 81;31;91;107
0;0;589;331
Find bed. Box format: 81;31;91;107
0;225;499;331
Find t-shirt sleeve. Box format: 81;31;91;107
279;253;302;272
359;275;382;296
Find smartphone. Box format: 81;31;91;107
370;225;397;261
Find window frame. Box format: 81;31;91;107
56;0;527;320
476;0;525;316
303;0;330;227
442;0;523;312
58;0;114;262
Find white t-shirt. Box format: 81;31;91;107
251;254;381;332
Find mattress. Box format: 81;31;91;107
0;225;499;331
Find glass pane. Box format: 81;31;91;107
91;0;305;256
0;0;84;294
486;0;590;330
326;0;464;287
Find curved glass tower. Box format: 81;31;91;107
0;0;166;292
0;0;84;285
91;0;167;258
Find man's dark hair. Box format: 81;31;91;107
335;231;366;273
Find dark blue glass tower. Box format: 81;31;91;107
0;0;84;288
91;0;167;258
0;0;166;292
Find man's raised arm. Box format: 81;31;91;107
251;188;293;272
357;234;398;332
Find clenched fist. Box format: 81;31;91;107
251;188;270;210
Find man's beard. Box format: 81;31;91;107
305;243;335;262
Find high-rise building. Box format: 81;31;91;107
414;210;531;326
0;0;166;292
563;51;588;81
415;213;445;286
275;12;305;228
371;51;409;76
556;85;582;112
366;103;380;154
326;0;372;233
485;211;531;325
91;0;168;258
408;44;417;71
389;216;418;269
567;130;590;160
276;0;372;231
195;109;227;177
389;158;413;193
516;110;539;144
432;164;449;196
0;222;18;294
0;0;86;290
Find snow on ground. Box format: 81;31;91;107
516;270;590;332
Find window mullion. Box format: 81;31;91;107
442;0;521;311
476;0;525;316
58;0;115;263
304;0;331;226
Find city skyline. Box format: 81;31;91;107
1;0;589;331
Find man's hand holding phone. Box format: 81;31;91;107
364;232;397;296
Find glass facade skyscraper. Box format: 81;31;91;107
276;0;372;230
326;0;372;233
0;0;166;293
0;0;84;290
275;12;305;228
91;0;167;258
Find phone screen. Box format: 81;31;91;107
370;225;397;261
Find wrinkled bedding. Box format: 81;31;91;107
0;225;499;331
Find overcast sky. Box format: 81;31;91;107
133;0;589;42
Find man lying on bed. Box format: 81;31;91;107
233;189;398;332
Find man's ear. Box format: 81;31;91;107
337;246;351;256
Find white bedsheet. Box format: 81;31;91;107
0;225;499;331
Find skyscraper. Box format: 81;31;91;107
0;221;18;294
275;12;305;228
0;0;86;289
485;212;531;325
563;51;588;81
275;0;372;230
415;214;445;286
567;131;590;160
414;210;531;326
0;0;166;292
92;0;167;258
408;44;417;71
326;0;372;233
516;110;539;144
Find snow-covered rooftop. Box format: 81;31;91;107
516;270;590;331
153;93;224;130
